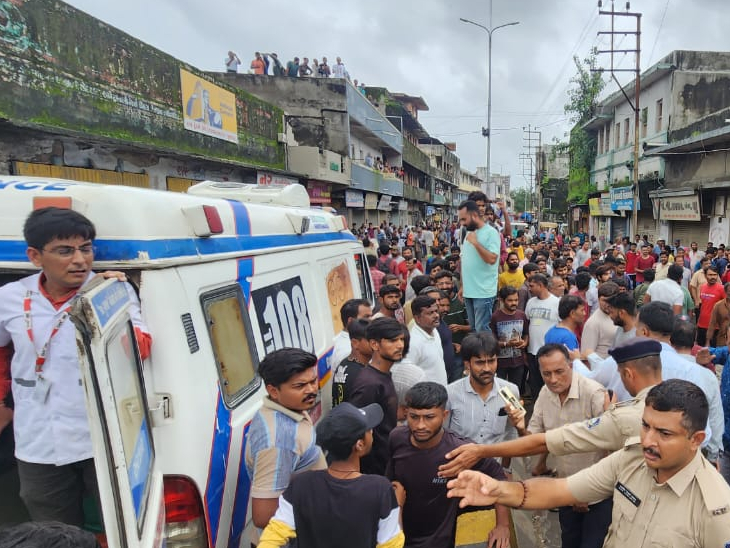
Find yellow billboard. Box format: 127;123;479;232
180;68;238;144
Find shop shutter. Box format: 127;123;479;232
671;218;711;247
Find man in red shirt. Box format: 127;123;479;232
697;266;726;346
625;242;638;286
634;244;656;284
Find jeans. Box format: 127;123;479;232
497;364;526;393
464;296;495;333
527;353;544;399
557;498;613;548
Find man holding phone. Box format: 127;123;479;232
446;332;522;474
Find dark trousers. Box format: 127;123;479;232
558;498;613;548
526;354;544;399
697;327;708;347
17;458;100;527
497;365;525;393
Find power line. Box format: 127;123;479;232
648;0;671;65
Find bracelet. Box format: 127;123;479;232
517;480;528;509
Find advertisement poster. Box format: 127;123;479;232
180;68;238;143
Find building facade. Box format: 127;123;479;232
583;50;730;247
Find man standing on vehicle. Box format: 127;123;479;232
0;207;151;526
458;200;500;333
245;348;327;537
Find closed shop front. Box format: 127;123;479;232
671;219;710;247
610;216;628;242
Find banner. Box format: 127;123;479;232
377;195;392;211
307;181;331;204
257;171;298;187
180;68;238;143
365;193;378;210
345;190;364;208
659;194;701;221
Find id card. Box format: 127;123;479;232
33;376;51;404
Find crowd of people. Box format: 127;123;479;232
247;190;730;548
224;50;364;87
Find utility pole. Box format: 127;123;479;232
523;125;542;222
595;0;642;237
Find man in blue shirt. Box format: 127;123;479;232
696;325;730;452
544;295;586;351
458;200;500;332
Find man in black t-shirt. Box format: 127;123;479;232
259;402;405;548
332;319;372;407
346;318;405;475
387;382;509;548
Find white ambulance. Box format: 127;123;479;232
0;176;374;548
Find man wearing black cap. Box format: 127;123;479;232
439;337;664;478
258;402;405;548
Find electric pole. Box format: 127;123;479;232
595;0;642;237
523;125;542;223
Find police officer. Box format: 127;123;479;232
439;337;662;477
447;379;730;548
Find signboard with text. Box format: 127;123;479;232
610;186;637;211
659;194;701;221
257;171;297;187
345;190;364;208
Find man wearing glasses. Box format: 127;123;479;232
0;207;151;526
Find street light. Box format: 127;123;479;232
459;17;519;197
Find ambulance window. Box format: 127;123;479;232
105;320;154;533
354;253;374;304
201;286;260;407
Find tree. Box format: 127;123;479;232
510;187;536;214
560;50;606;204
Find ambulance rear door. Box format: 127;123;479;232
71;278;166;548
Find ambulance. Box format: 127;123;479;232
0;176;374;548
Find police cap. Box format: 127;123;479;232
608;336;661;364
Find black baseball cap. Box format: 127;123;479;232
316;403;383;447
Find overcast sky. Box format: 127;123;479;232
65;0;729;190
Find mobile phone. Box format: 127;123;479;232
498;386;525;414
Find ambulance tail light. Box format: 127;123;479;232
163;476;209;548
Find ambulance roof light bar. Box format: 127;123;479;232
187;181;311;208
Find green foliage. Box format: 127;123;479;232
562;51;606;205
510;187;535;214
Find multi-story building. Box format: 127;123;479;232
476;169;511;207
583;50;730;246
536;144;569;224
456;168;485;206
0;0;286;191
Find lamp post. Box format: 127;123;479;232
459;17;519;198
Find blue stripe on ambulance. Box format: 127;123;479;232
205;393;233;547
0;233;357;263
227;422;252;548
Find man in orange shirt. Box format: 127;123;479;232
250;52;266;74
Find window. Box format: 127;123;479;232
641;107;648;138
656;99;663;132
623;118;630;146
605;125;611;153
105;320;155;531
598;131;603;154
615;123;621;149
201;285;260;406
354;252;374;305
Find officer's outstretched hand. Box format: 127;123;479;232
439;443;482;478
446;470;500;508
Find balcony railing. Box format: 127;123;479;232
351;162;404;196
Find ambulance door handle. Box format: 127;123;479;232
149;393;172;424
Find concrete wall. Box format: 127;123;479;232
0;0;284;169
219;74;351;156
670;71;730;141
0;126;254;189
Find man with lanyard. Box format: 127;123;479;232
0;207;151;526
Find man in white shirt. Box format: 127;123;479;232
330;299;373;369
581;281;619;358
0;207;151;525
524;274;559;398
405;295;446;386
644;264;684;314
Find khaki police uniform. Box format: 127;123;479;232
566;437;730;548
545;385;652;456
